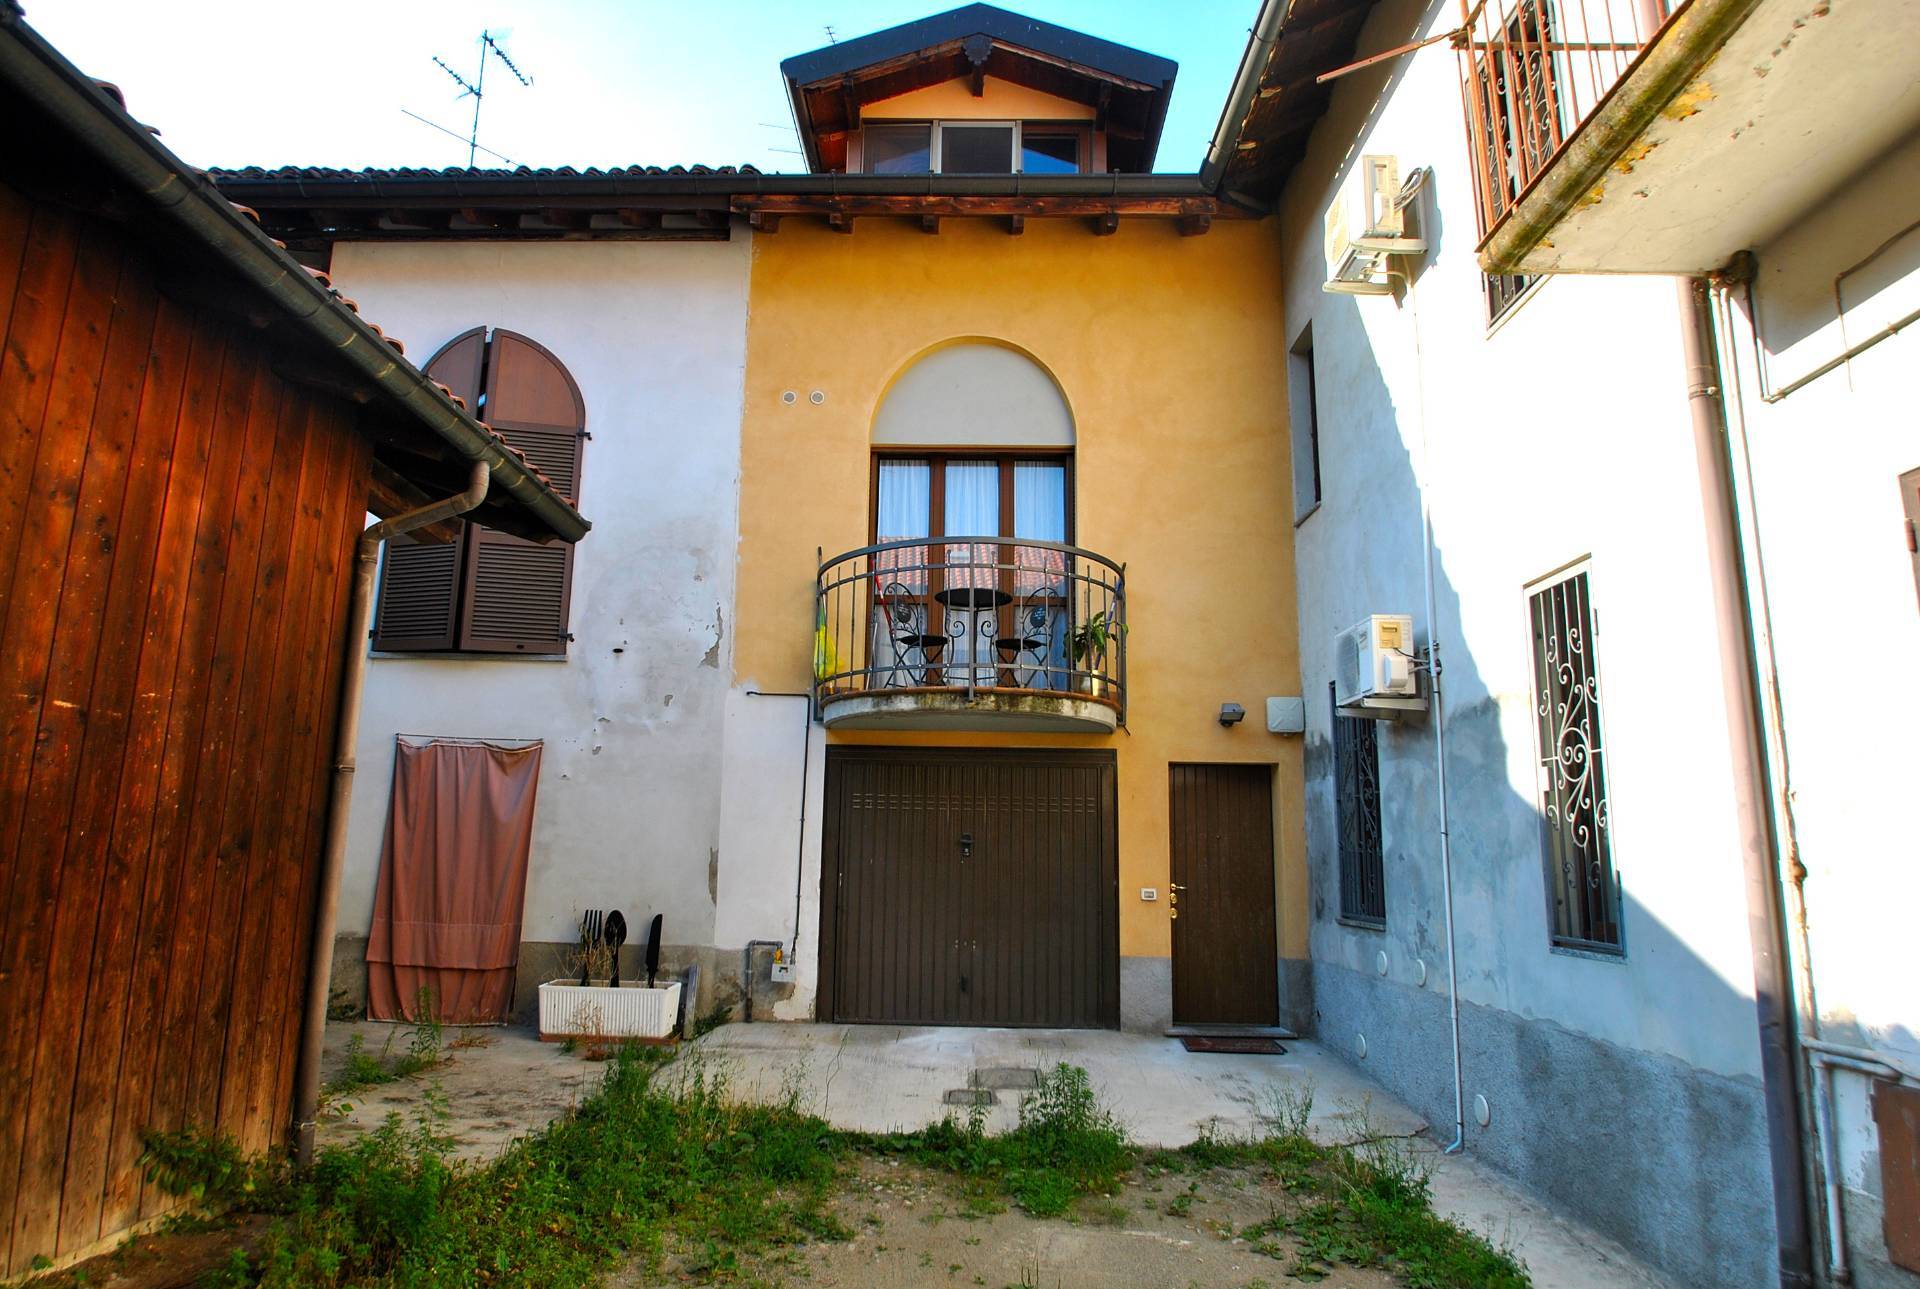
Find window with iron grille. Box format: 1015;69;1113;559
1332;684;1385;926
1527;564;1622;951
1485;271;1536;323
1466;0;1568;234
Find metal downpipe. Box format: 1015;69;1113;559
1675;277;1814;1288
1399;170;1467;1153
293;461;490;1167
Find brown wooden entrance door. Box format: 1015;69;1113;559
819;747;1119;1028
1169;764;1279;1025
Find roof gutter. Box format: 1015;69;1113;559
1201;0;1288;191
0;8;588;545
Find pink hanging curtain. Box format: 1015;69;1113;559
365;738;543;1024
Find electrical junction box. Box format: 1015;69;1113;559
1266;697;1306;734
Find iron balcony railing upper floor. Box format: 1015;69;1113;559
1457;0;1667;239
814;537;1126;724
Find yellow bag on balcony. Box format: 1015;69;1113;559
813;601;844;684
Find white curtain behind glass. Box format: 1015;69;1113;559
874;459;930;590
1013;461;1068;689
942;461;1000;682
872;460;931;688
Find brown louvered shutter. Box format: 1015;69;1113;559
457;329;584;653
371;327;486;651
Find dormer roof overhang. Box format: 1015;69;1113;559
781;4;1177;173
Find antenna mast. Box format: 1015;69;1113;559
432;29;532;167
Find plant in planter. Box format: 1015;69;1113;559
1068;611;1126;697
538;909;682;1043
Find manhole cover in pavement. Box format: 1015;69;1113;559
943;1087;997;1106
972;1066;1040;1090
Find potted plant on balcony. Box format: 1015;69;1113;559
1068;611;1125;698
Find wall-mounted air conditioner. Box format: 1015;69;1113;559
1323;156;1428;297
1334;614;1426;718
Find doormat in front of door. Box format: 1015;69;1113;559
1179;1036;1287;1055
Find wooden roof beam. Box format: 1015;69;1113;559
964;33;992;96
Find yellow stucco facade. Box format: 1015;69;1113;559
732;214;1308;979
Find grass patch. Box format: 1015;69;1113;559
323;1016;444;1100
141;1056;1523;1288
857;1063;1131;1218
145;1047;849;1286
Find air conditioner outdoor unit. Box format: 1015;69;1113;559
1323;155;1428;296
1334;614;1425;718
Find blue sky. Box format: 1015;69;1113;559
27;1;1259;174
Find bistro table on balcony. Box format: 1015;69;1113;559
816;535;1125;731
935;577;1011;687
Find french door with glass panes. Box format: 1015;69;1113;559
870;454;1072;691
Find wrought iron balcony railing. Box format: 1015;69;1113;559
814;537;1126;726
1457;0;1662;239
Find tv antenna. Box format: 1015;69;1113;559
823;25;838;44
430;30;533;167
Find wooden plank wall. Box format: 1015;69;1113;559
0;178;373;1277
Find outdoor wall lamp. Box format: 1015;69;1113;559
1219;702;1246;727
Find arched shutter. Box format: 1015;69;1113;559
371;327;486;651
457;329;585;653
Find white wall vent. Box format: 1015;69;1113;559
1334;614;1425;718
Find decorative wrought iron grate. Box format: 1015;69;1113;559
1528;567;1622;950
814;537;1125;721
1332;685;1386;926
1457;0;1659;238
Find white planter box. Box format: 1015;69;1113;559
538;979;682;1041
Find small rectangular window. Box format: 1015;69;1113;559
1288;326;1322;520
865;124;932;174
1332;685;1386;926
940;123;1015;173
1020;131;1081;173
1527;564;1623;951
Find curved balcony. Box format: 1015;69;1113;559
814;538;1125;732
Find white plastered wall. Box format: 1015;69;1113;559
326;236;750;957
1276;0;1766;1080
1723;126;1920;1238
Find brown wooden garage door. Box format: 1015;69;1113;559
819;747;1118;1028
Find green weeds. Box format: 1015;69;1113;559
138;1055;1523;1289
324;1013;444;1099
858;1063;1130;1217
145;1047;849;1286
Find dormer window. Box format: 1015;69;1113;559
783;8;1175;175
860;120;1085;175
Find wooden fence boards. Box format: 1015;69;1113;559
55;292;194;1253
94;307;220;1242
16;256;161;1266
0;183;378;1276
0;225;128;1275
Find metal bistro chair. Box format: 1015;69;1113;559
996;600;1055;689
875;579;945;688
